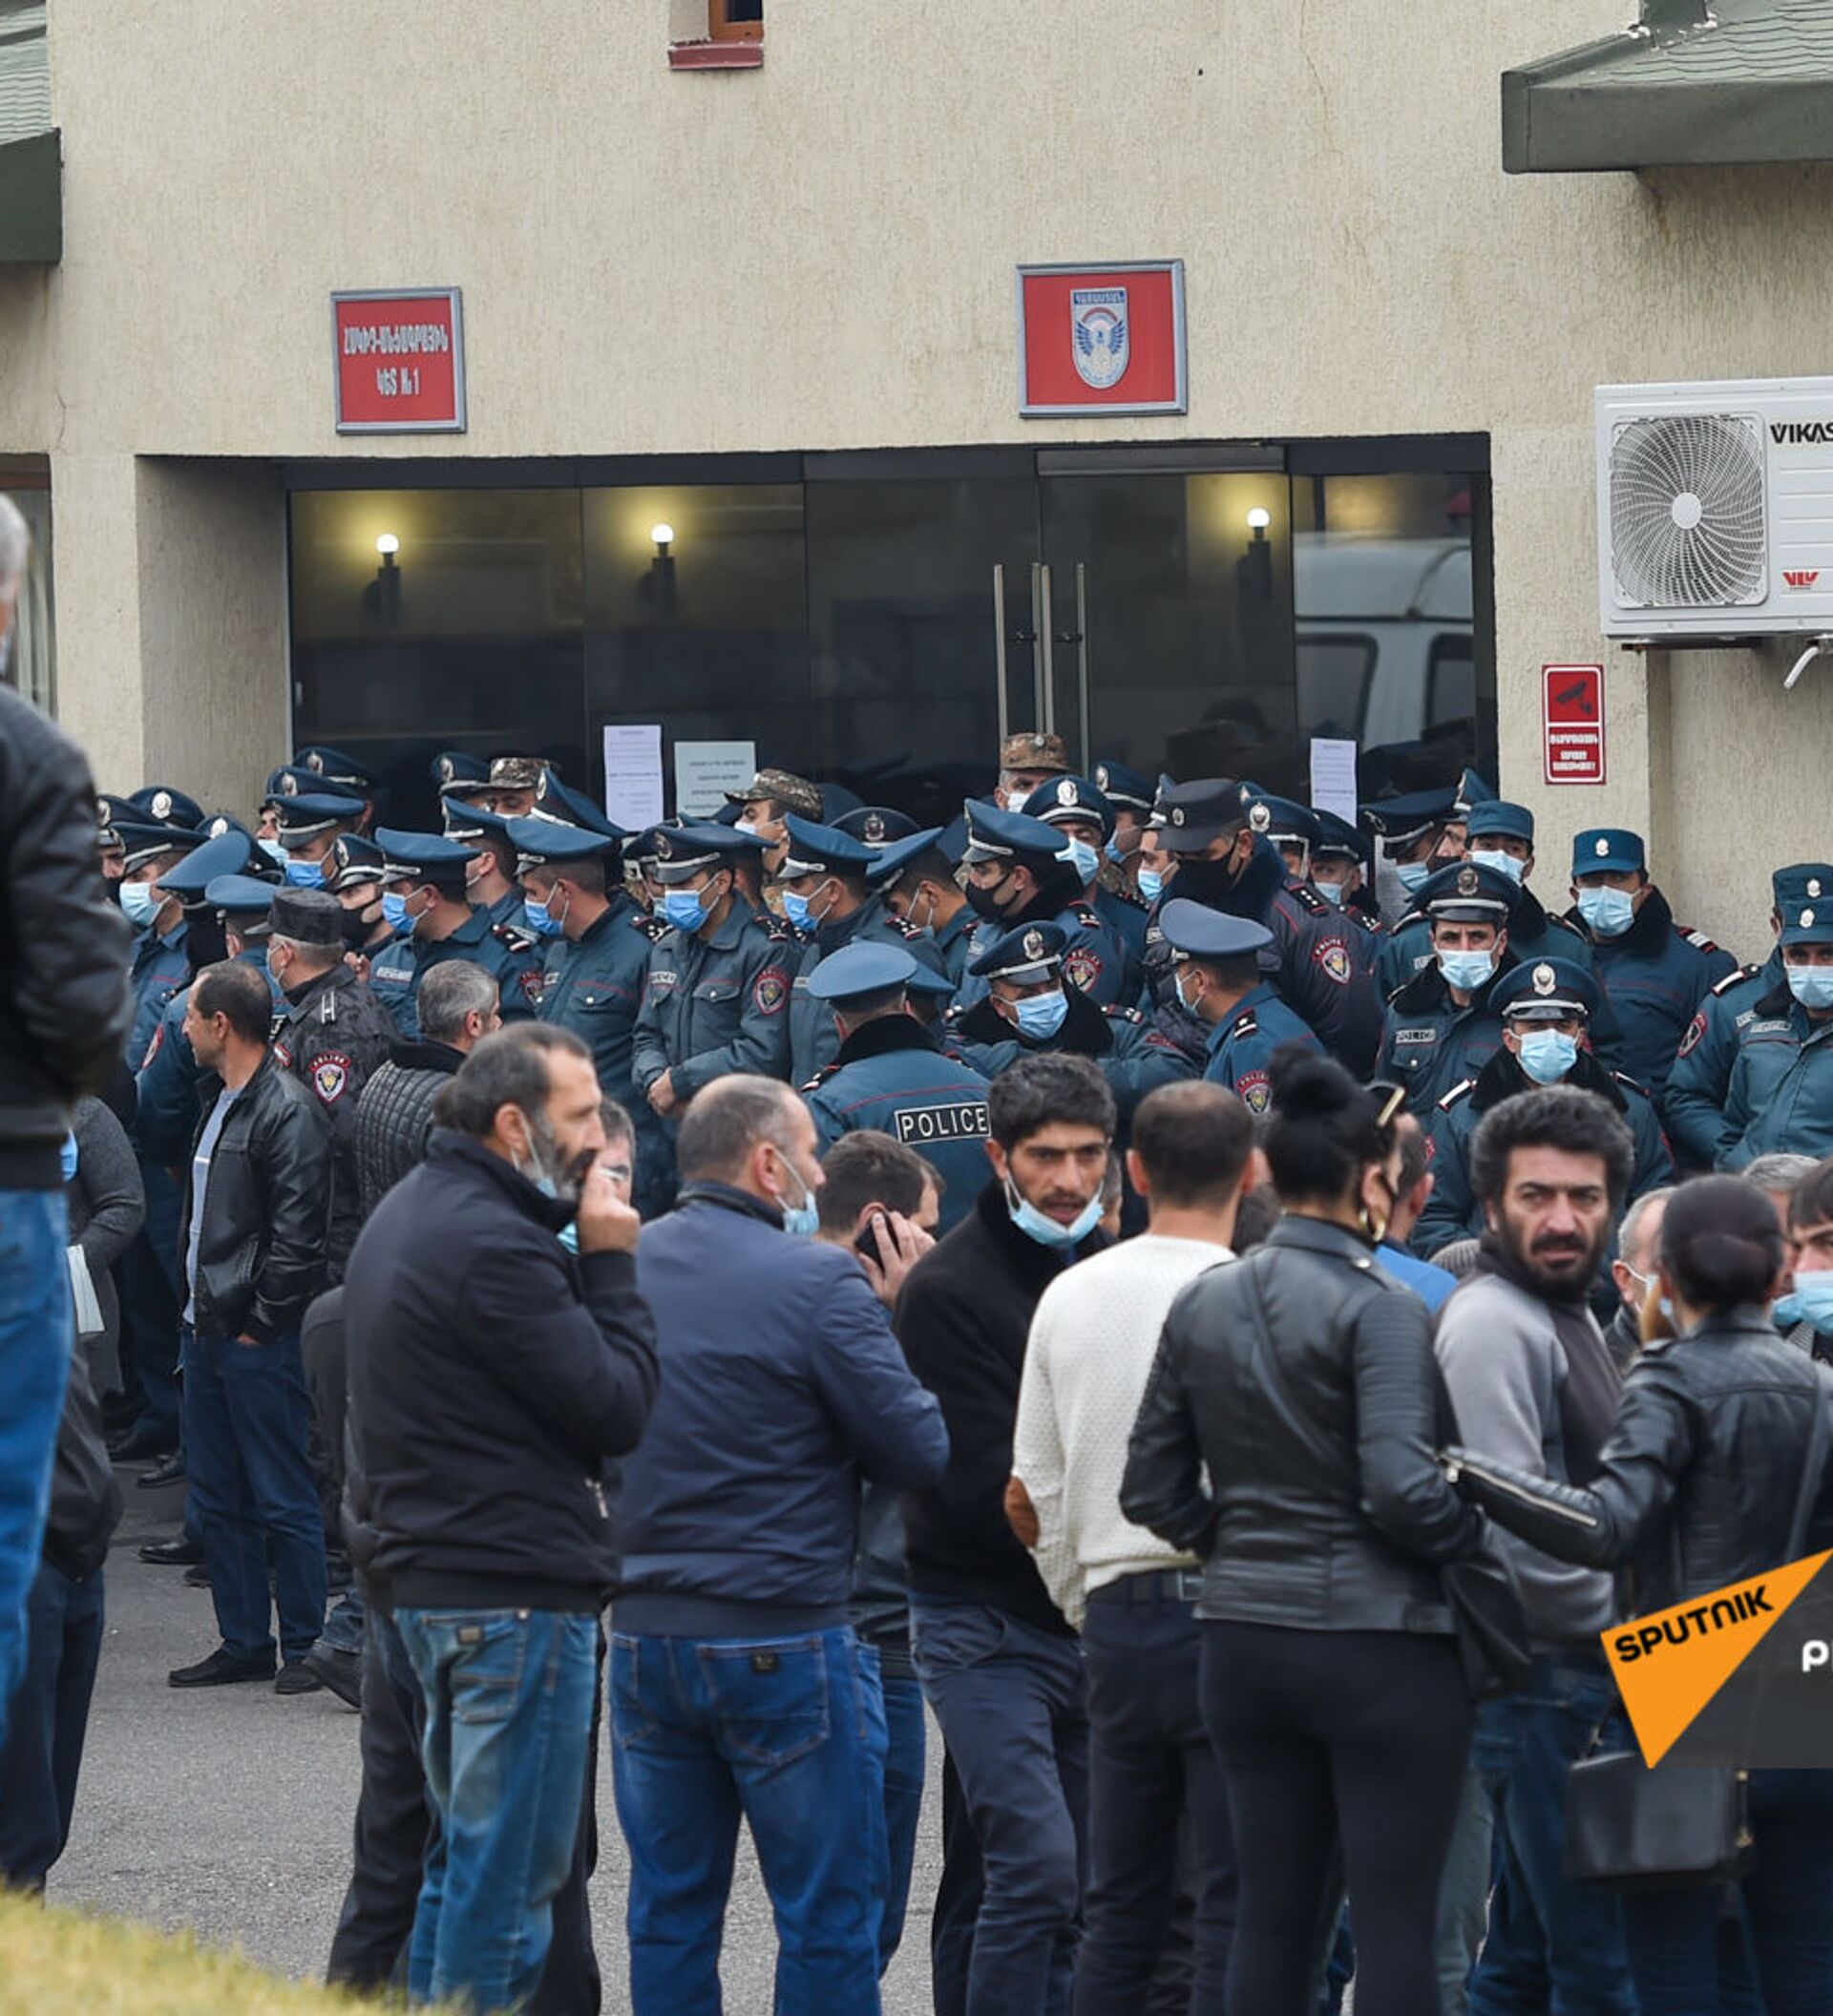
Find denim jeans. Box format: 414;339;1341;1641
0;1557;104;1887
1075;1584;1236;2016
1468;1651;1636;2015
397;1606;599;2015
879;1664;927;1976
910;1598;1089;2016
0;1189;74;1747
609;1623;887;2016
1434;1762;1494;2014
180;1326;327;1664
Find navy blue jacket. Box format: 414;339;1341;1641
618;1183;949;1633
1565;884;1736;1100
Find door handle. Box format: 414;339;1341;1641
992;563;1011;746
1070;563;1090;773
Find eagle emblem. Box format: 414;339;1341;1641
1056;780;1079;808
1248;802;1271;833
437;756;456;784
281;773;300;796
311;1054;351;1105
1532;963;1556;995
1594;836;1611;857
753;969;789;1015
1238;1072;1272;1116
864;811;888;843
1064;947;1102;993
655;832;673;860
96;797;109;824
209;817;230;839
1812;878;1824;899
1803;909;1817;930
151;790;173;821
1456;866;1480;896
306;752;326;774
1170;807;1186;828
1022;929;1046;961
1095;766;1110;791
1070;287;1129;390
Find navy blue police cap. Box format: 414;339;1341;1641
968;921;1067;985
1152;779;1246;854
1361;785;1461;854
1421;860;1517;923
503;816;622;873
1022;775;1116;839
779;813;875;878
1091;759;1154;813
530;773;622;841
834;806;921;850
276;792;367;846
263;766;365;812
960;800;1072;868
430;749;492;794
295;746;381;794
326;833;387;892
1312;809;1364;862
1242;792;1321;850
129;785;206;830
197;813;254;848
1466;800;1535;848
648;823;761;884
95;793;137;847
1775;866;1833;947
1573;829;1646;877
1157;898;1274;964
1453;767;1497;815
373;828;482;883
154;827;256;897
1774;864;1833;915
1491;957;1596;1022
441;795;517;846
866;827;948;888
936;813;969;867
820;781;865;822
113;821;209;874
206;874;284;930
804;942;921;1003
905;963;957;1001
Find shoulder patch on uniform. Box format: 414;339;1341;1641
1711;964;1761;997
1676;1011;1708;1060
1234;1011;1261;1039
1237;1070;1272;1115
1436;1077;1475;1111
753;967;790;1016
1063;947;1104;993
1313;938;1353;986
311;1052;352;1104
1103;1005;1146;1025
140;1023;165;1071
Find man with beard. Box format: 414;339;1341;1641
1434;1085;1638;2016
953;801;1128;1014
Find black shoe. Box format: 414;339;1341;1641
183;1564;212;1589
137;1452;186;1489
302;1641;362;1708
275;1661;323;1697
109;1423;178;1463
168;1648;276;1689
138;1536;203;1566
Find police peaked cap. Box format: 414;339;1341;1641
373;828;482;882
1312;809;1364;861
502;816;622;872
441;796;517;845
1361;786;1461;853
275;792;368;845
531;774;622;841
430;749;492;792
834;805;921;850
804;942;921;1003
1492;958;1595;1022
327;833;387;892
113;821;209;874
263;766;365;811
206;873;284;926
865;827;948;888
1573;829;1646;877
1421;860;1517;923
265;887;346;950
1156;898;1274;965
1453;767;1497;815
1091;759;1154;812
1022;775;1116;839
129;784;206;830
647;823;760;884
968;921;1068;986
296;745;381;793
1466;800;1535;848
1152;779;1246;854
959;801;1074;868
1242;792;1321;849
96;792;137;846
154;827;257;897
778;814;875;878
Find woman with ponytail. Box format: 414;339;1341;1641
1445;1174;1833;2013
1124;1049;1485;2016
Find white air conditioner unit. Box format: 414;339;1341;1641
1596;376;1833;639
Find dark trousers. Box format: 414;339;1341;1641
326;1603;602;2013
118;1210;182;1443
1621;1769;1833;2015
1202;1621;1472;2016
180;1326;327;1664
0;1560;105;1888
878;1664;927;1974
931;1749;985;2016
1075;1580;1236;2016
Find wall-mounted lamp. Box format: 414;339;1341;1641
643;521;678;618
650;522;676;556
365;532;404;626
1241;507;1273;600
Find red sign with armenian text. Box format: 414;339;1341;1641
1017;262;1187;417
1543;663;1607;786
332;289;467;433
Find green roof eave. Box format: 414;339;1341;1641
0;128;58;261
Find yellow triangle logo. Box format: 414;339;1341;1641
1606;1551;1831;1767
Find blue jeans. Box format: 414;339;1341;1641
0;1557;104;1886
1621;1769;1833;2014
180;1326;327;1664
1468;1652;1636;2015
910;1598;1089;2016
0;1189;74;1748
879;1664;927;1976
609;1624;887;2016
397;1606;599;2014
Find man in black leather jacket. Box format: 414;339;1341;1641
169;960;333;1694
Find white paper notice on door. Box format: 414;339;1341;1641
674;740;756;821
602;724;664;832
1308;737;1359;829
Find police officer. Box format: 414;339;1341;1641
1376;860;1518;1117
631;823;795;1119
294;746;382;832
1091;759;1155;865
1566;827;1736;1102
96;793;136;885
1464;803;1596;973
116;819;208;1067
724;766;826;877
438;792;532;934
1022;774;1148;1000
835;806;921;853
1720;871;1833;1168
128;784;206;832
1362;784;1466;934
1416;957;1674;1254
273;788;368;892
1153;778;1382;1076
1307;808;1381;927
799;943;991;1233
955;800;1126;1013
479;753;551;821
1666;864;1818;1168
322;834;397;972
868;827;977;986
778;814;948;1083
1155;898;1322;1116
266;887;398;1276
368;830;543;1037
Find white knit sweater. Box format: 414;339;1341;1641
1011;1232;1233;1629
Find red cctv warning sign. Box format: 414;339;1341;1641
1017;262;1188;417
332;289;467;433
1543;663;1606;786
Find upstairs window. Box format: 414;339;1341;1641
709;0;763;41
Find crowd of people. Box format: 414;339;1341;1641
7;466;1833;2012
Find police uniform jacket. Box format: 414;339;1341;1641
1664;955;1780;1170
1565;884;1736;1101
801;1016;990;1232
1720;983;1833;1170
130;921;192;1074
1414;1047;1675;1256
1092;885;1148;1001
631;899;794;1102
1378;956;1515;1118
949;984;1192;1132
931;907;976;990
274;963;399;1277
1203;981;1324;1117
789;893;946;1086
370;904;544;1040
957;896;1128;1016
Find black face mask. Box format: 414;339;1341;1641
1166;853;1240;906
965;874;1014;924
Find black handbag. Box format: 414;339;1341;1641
1442;1551;1534;1703
1563;1378;1830;1890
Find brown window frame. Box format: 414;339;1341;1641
708;0;764;42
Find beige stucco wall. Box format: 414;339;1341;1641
4;1;1832;958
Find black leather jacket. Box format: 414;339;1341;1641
1446;1307;1833;1614
1123;1214;1482;1631
179;1053;333;1343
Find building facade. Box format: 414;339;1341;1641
2;0;1830;950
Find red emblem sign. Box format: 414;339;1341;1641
332;289;467;433
1542;663;1606;787
1017;262;1187;417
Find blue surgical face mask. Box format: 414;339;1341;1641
1471;848;1525;885
1013;989;1068;1040
778;1161;819;1238
523;896;563;939
1064;838;1101;885
258;838;288;868
381;891;416;938
781;891;814;933
283;856;325;890
1396;861;1432;897
1173;967;1209;1019
1516;1028;1579;1085
1438;948;1495;994
1787;962;1833;1012
733;819;761;837
1104;836;1127;867
1136;868;1164;905
59;1132;79;1184
1005;1176;1104;1250
663;886;712;934
1779;1273;1833;1332
118;880;158;928
1578;885;1635;937
1315;877;1346;907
